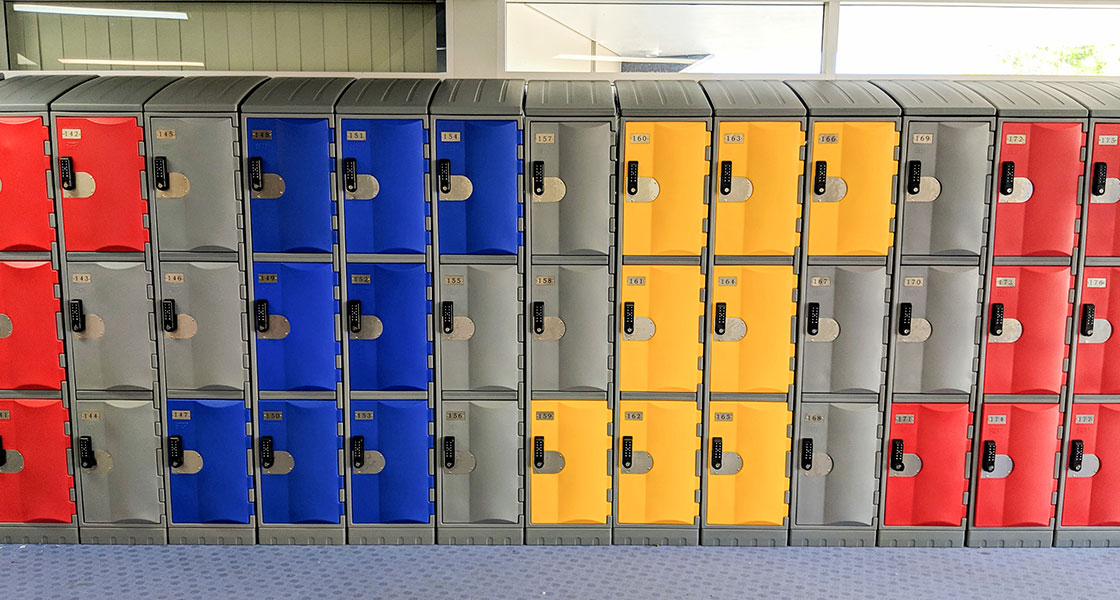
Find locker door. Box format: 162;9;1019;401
75;400;162;524
253;262;339;392
973;403;1060;528
350;400;433;524
347;263;431;392
618;265;704;393
150;117;240;253
893;266;981;395
67;262;156;391
246;117;335;253
0;399;74;524
802;266;888;394
617;400;701;525
994;122;1084;257
440;401;521;524
166;400;252;524
807;121;898;256
984;266;1072;395
530;265;611;392
794;403;880;526
529;400;612;525
56;116;148;252
529;121;614;257
341;118;429;255
713;121;803;257
258;400;343;524
161;262;247;391
1074;268;1120;394
438;265;519;392
621;121;709;256
901;121;991;257
0;261;64;390
1061;404;1120;526
0;116;53;251
435;119;521;255
1086;123;1120;257
883;403;970;527
709;265;797;394
705;401;791;526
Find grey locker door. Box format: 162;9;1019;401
530;265;611;392
529;121;614;256
893;266;980;394
76;400;162;524
803;266;887;393
440;401;521;524
439;265;519;391
150;117;241;253
161;261;247;391
68;262;156;391
795;403;879;526
901;121;991;257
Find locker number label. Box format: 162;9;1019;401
624;411;643;421
346;131;367;141
80;411;101;422
723;133;744;144
804;414;824;422
262;411;283;421
995;277;1016;287
810;276;831;287
895;414;915;424
258;273;278;284
818;134;839;145
71;273;91;284
164;273;185;283
626;276;646;286
0;410;9;420
912;133;934;145
1100;135;1119;146
155;129;176;140
717;276;738;286
1088;277;1108;288
445;410;467;421
535;276;556;286
351;274;371;284
535;133;556;144
251;130;273;140
354;411;375;421
441;132;461;143
171;410;192;420
444;275;465;286
1006;134;1027;145
61;128;81;140
713;412;734;422
987;414;1007;425
903;277;925;287
535;411;555;421
1076;414;1095;424
630;133;651;144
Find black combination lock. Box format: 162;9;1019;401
533;436;545;470
1070;439;1085;472
906;160;922;195
806;302;820;336
626;161;639;196
79;436;96;469
255;299;270;333
162;299;178;333
69;299;85;333
999;161;1015;196
1082;304;1096;338
168;435;184;469
990;303;1004;337
898;302;912;336
623;302;635;335
714;302;727;336
443;436;456;469
351;435;365;469
438;159;452;194
982;440;997;473
153;156;170;191
1093;162;1108;197
348;300;362;334
249;157;264;192
343;158;358;193
711;437;723;470
533;301;545;335
621;436;633;469
800;438;814;471
813;161;828;195
59;157;76;191
890;439;905;472
532;161;545;196
442;301;454;334
260;436;275;469
719;161;733;195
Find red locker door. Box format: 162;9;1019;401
984;265;1072;395
1085;123;1120;257
994;122;1084;257
1061;404;1120;526
56;116;147;252
883;403;971;527
0;261;63;390
973;403;1060;528
0;399;75;523
1074;268;1120;394
0;117;53;251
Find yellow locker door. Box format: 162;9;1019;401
706;401;792;526
529;400;613;525
709;265;796;394
619;265;704;393
622;121;710;257
713;121;804;256
807;121;899;256
618;400;701;524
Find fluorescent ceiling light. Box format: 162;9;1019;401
553;53;698;64
13;4;188;20
58;58;204;67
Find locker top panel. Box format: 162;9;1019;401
335;78;439;115
144;76;268;113
1047;81;1120;118
872;80;994;117
786;80;900;117
699;80;806;118
524;80;616;117
615;80;712;118
959;81;1087;118
0;74;92;112
240;76;354;114
51;75;179;112
430;79;526;116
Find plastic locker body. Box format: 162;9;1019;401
529;400;612;525
983;266;1072;395
1061;404;1120;526
160;262;247;391
0;399;75;524
257;400;343;524
1085;123;1120;257
883;403;971;527
705;401;791;526
802;266;888;394
893;266;981;394
530;265;611;392
252;262;339;392
166;400;252;524
973;403;1060;528
617;400;701;525
438;265;519;392
0;116;53;251
709;265;796;394
1073;267;1120;395
350;400;433;524
346;263;431;392
440;401;521;524
795;402;880;527
75;400;162;525
0;261;64;390
618;265;704;393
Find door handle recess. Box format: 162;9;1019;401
348;300;362;334
800;438;813;471
69;299;85;333
438;159;451;194
898;302;912;336
719;161;733;195
714;302;727;336
621;436;633;469
1082;304;1096;337
168;435;184;469
532;301;545;335
1070;439;1085;472
249;157;264;192
255;299;270;333
890;439;905;472
259;436;275;469
441;301;454;334
59;157;76;191
711;437;723;470
623;302;635;335
443;436;456;469
1093;162;1108;197
906;160;922;195
626;161;639;196
533;436;545;469
79;436;96;469
982;440;997;473
806;302;820;336
813;161;828;195
990;303;1004;337
343;158;358;193
162;299;178;333
351;435;365;469
532;161;545;196
999;161;1015;196
153;156;170;191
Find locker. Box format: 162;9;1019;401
1074;267;1120;395
166;400;252;525
160;262;247;391
66;261;156;392
257;400;343;524
883;403;971;527
529;400;612;525
709;265;797;394
1061;404;1120;527
794;402;880;527
440;400;521;525
75;400;162;525
984;266;1072;395
617;400;701;525
892;266;981;395
1085;123;1120;257
802;266;888;394
350;400;433;525
0;261;64;390
438;265;519;392
252;262;339;392
618;265;704;393
530;265;611;392
347;263;431;392
0;399;75;524
705;401;791;526
973;403;1061;528
0;116;53;251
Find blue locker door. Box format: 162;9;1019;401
166;399;252;524
258;400;343;524
350;400;433;524
347;263;431;391
435;119;521;255
341;118;429;254
253;262;340;391
247;117;335;253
